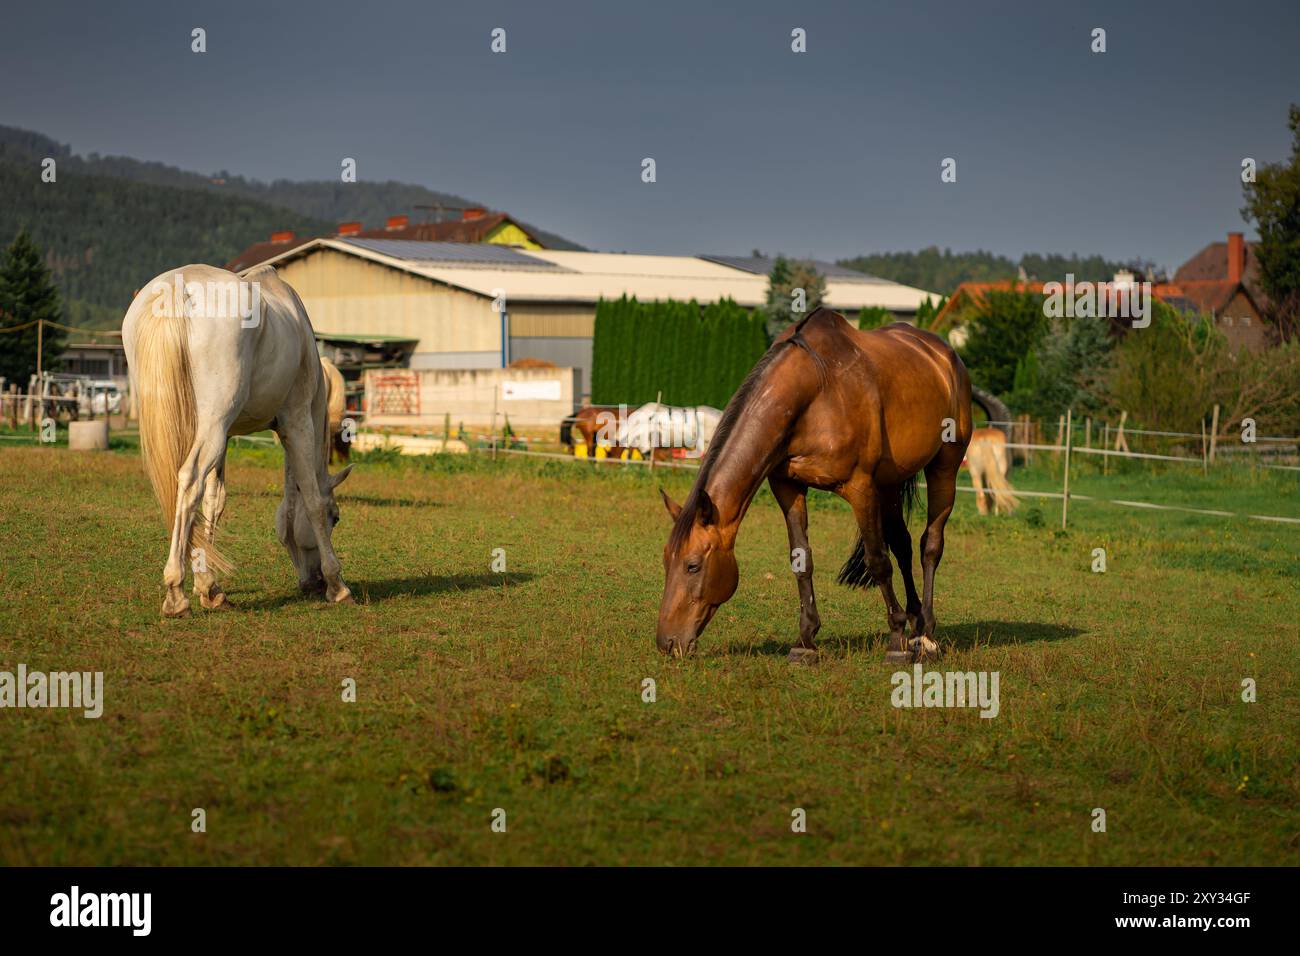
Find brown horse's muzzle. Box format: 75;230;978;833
657;632;699;658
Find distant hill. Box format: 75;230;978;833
0;125;585;329
838;247;1144;296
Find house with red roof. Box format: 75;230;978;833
226;208;543;273
932;232;1272;352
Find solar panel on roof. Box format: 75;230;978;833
342;238;568;270
699;254;887;283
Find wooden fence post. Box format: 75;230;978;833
1103;421;1110;476
1200;418;1208;476
648;389;661;475
1061;408;1073;530
1209;403;1220;464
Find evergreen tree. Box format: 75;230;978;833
0;228;65;387
764;257;826;340
957;287;1049;396
856;306;892;330
1241;103;1300;338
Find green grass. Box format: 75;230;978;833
0;444;1296;865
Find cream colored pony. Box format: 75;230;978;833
966;427;1017;515
122;264;353;617
320;356;350;463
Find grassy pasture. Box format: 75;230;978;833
0;441;1296;865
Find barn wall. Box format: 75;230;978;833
274;248;503;365
364;365;578;428
486;221;542;250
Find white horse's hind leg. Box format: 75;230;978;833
281;417;352;605
193;456;229;609
162;427;228;617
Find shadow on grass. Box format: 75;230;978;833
737;619;1085;658
342;494;447;509
238;572;534;610
238;489;445;510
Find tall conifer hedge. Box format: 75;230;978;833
590;296;768;407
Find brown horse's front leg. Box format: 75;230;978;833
770;476;820;664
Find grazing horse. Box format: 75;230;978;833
321;356;351;464
567;404;627;458
568;402;722;459
657;309;972;664
122;263;353;617
965;427;1018;515
624;402;722;458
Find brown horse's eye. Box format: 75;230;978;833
686;560;701;573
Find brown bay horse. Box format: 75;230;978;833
657;308;972;664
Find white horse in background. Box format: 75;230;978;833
623;402;723;457
966;427;1018;515
122;263;353;617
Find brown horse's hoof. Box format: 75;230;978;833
883;649;912;665
787;647;819;665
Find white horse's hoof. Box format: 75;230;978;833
327;585;355;606
199;590;231;610
161;597;191;619
908;636;943;661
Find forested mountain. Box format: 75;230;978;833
0;125;584;329
0;126;584;252
838;247;1144;295
0;156;334;328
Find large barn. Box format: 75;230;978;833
250;237;940;399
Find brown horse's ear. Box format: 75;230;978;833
659;487;682;520
696;488;716;526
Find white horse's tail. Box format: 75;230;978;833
968;433;1018;515
133;304;233;572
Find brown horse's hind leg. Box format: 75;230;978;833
770;476;820;663
882;486;923;640
845;480;911;662
914;453;962;660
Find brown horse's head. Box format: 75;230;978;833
657;487;738;657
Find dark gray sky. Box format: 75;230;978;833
3;0;1297;271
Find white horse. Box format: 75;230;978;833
966;427;1018;515
122;263;353;617
623;402;722;457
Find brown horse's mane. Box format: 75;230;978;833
667;311;830;553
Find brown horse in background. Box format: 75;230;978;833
567;404;672;462
657;308;972;664
569;404;627;457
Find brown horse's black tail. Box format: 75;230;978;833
837;476;919;588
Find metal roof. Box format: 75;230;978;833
339;238;568;270
260;239;938;311
700;254;886;283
